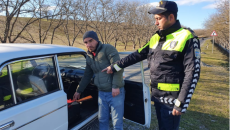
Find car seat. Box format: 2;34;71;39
16;74;47;100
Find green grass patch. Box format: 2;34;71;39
180;39;229;130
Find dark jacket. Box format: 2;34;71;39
77;42;124;93
111;20;201;112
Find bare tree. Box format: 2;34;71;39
29;0;66;44
118;1;156;50
136;4;156;48
62;0;93;46
87;0;126;44
204;0;229;51
120;26;130;51
0;0;35;43
0;0;160;51
108;1;126;47
0;0;63;43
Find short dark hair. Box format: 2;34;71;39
161;11;177;20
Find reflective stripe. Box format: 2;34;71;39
158;83;180;91
138;42;150;53
3;95;11;101
21;88;33;94
149;34;160;49
113;64;121;72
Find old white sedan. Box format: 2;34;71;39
0;44;151;130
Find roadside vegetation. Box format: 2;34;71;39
2;0;227;52
203;0;229;52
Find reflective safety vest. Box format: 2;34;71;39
149;28;194;52
138;28;194;53
142;28;195;92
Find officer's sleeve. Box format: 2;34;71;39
76;62;94;93
174;37;201;113
105;45;124;88
111;42;150;72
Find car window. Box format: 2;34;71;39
58;54;86;69
0;66;14;110
10;57;60;103
119;53;149;83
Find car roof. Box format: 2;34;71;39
0;43;85;66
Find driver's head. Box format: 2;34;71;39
83;31;99;52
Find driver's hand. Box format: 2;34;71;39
73;92;81;100
112;88;120;97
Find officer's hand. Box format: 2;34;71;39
73;92;81;100
101;66;113;74
112;88;120;97
172;109;182;116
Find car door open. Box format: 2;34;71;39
119;52;151;128
56;52;152;129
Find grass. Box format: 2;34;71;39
116;39;229;130
182;39;229;130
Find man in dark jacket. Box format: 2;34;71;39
73;31;125;130
102;1;201;130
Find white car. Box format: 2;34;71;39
0;44;151;130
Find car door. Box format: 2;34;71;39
0;55;68;130
119;52;151;128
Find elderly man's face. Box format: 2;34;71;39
83;38;98;52
154;14;172;30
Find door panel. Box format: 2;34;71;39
0;91;67;130
124;80;145;124
119;52;151;128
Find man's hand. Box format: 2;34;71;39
172;109;182;116
112;88;120;97
73;92;81;100
101;66;113;74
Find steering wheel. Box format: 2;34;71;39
32;63;50;79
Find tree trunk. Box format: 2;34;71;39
124;42;127;51
133;42;135;50
139;38;141;48
114;40;117;48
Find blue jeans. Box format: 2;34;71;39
98;87;125;130
154;101;181;130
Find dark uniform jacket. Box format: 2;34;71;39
111;20;201;112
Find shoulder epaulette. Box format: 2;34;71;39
184;27;198;38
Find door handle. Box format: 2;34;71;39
0;121;14;130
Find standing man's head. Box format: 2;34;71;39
83;31;99;52
148;1;178;30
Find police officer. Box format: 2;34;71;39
102;1;201;130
